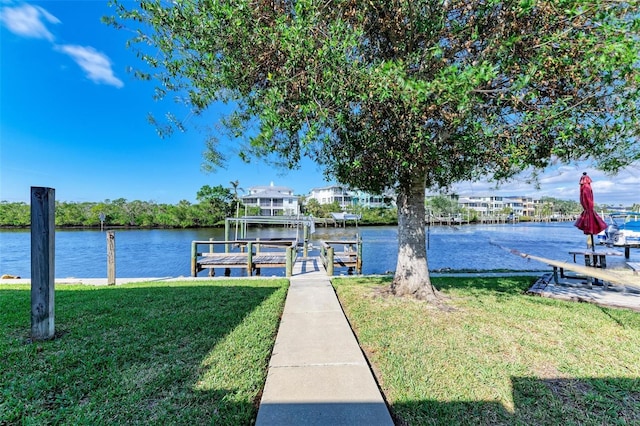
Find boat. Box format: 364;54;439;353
597;212;640;246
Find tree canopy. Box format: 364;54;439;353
108;0;640;300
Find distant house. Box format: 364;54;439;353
457;195;539;217
307;185;353;209
351;190;394;208
241;182;299;216
307;185;394;209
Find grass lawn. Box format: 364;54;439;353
0;280;288;425
334;276;640;425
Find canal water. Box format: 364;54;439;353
1;222;637;278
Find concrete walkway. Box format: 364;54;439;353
256;257;394;425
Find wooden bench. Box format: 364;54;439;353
627;262;640;275
568;249;623;269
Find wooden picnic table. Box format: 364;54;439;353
568;249;623;269
567;249;624;288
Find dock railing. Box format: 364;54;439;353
319;236;363;276
191;239;297;277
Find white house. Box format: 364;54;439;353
307;186;395;209
241;182;299;216
307;185;353;209
457;195;539;217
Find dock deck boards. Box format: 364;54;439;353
253;254;289;266
197;253;290;269
198;254;250;268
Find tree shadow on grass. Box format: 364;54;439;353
0;282;287;425
433;276;534;295
390;376;640;425
335;276;535;297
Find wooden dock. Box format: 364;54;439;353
319;237;363;275
192;236;364;277
191;239;297;277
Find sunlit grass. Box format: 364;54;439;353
334;276;640;425
0;280;288;425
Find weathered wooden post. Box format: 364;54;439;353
327;246;334;276
190;241;198;277
286;245;293;277
209;238;215;277
224;219;231;253
357;235;363;274
106;231;116;285
31;186;55;341
247;242;254;276
303;223;309;258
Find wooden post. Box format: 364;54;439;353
286;246;293;277
209;238;215;277
327;246;334;276
225;219;230;253
107;231;116;285
247;242;254;276
303;224;309;258
357;235;363;274
190;241;198;277
31;186;55;341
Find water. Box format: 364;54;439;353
1;222;638;278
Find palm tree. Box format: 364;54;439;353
229;180;245;216
228;181;246;239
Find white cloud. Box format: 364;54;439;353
57;44;124;88
450;162;640;206
0;3;59;41
1;3;123;88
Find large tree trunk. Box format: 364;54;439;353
391;173;440;301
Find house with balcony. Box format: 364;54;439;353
351;190;395;208
307;185;395;209
307;185;353;209
241;182;299;216
458;195;539;217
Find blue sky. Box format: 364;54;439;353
1;1;639;206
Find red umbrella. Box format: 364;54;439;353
574;172;607;248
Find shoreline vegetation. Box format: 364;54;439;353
0;197;587;229
2;277;638;424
